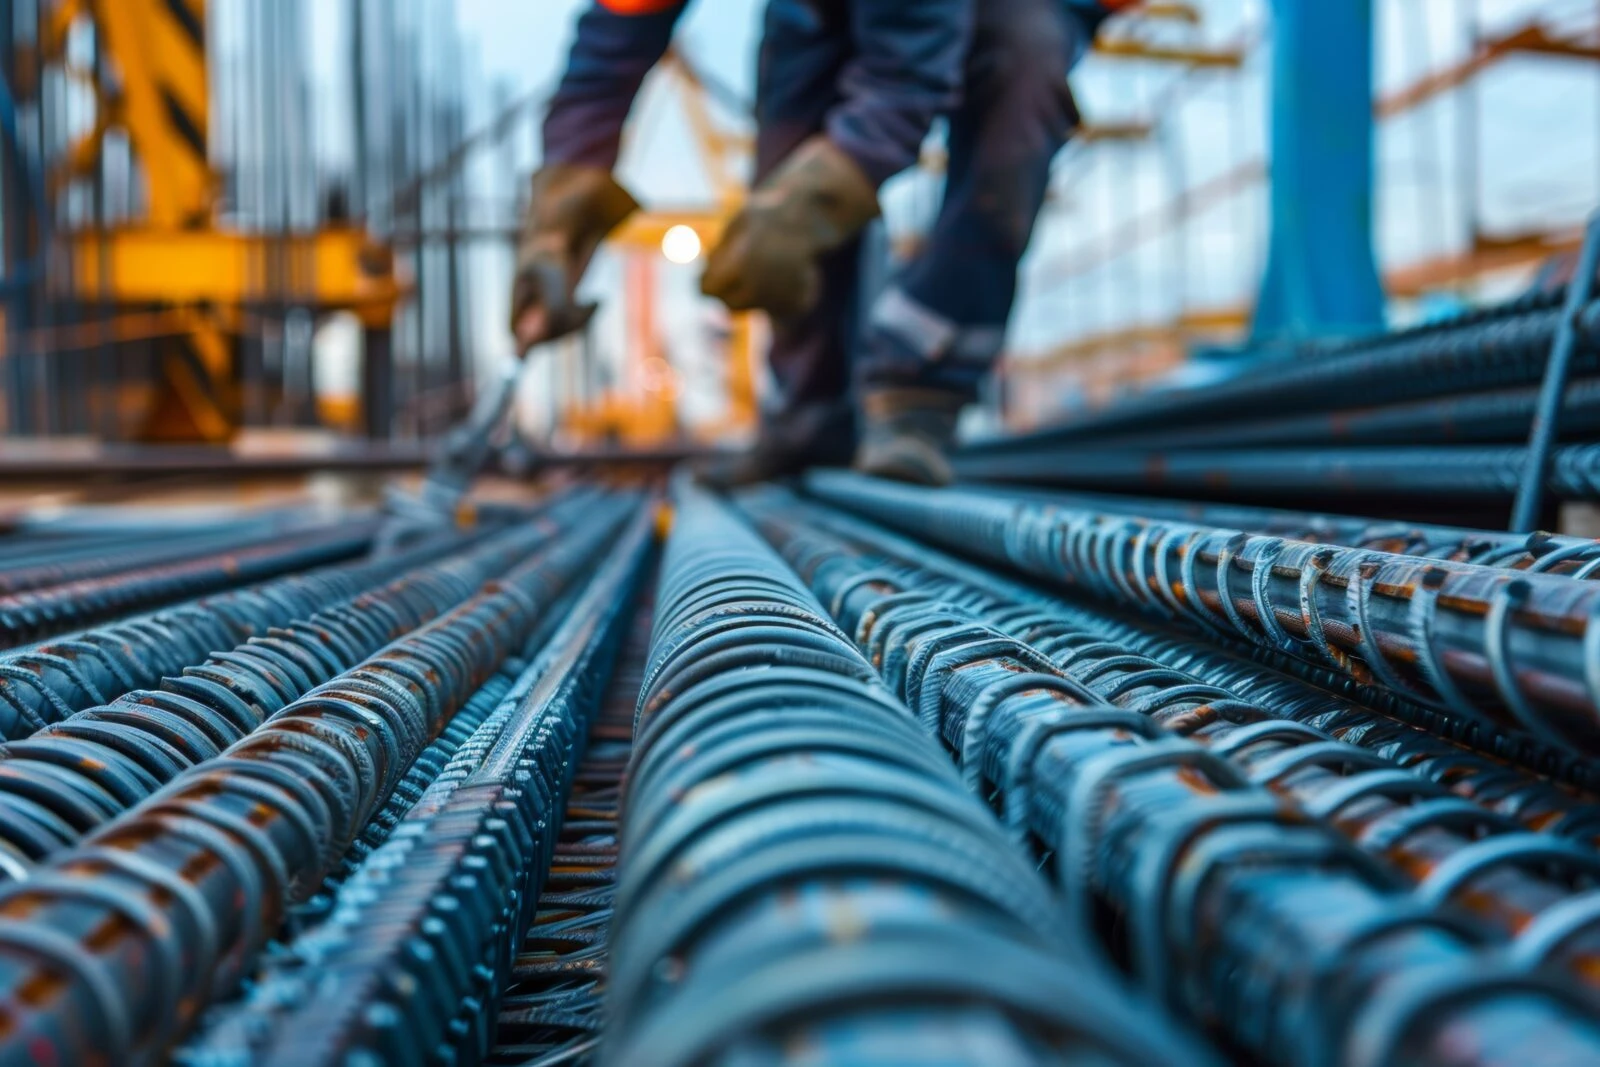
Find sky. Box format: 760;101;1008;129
299;0;1600;433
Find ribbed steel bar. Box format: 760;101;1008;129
182;502;656;1066
486;583;654;1067
966;484;1600;574
1200;626;1600;793
605;480;1211;1067
0;493;638;1063
748;494;1600;993
809;472;1600;751
958;490;1600;767
738;491;1600;1066
0;503;370;596
1037;377;1600;452
953;443;1600;503
0;522;489;739
749;491;1600;836
0;498;618;874
0;518;381;647
968;291;1598;455
0;493;587;739
0;527;327;596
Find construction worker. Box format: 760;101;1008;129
511;0;1116;485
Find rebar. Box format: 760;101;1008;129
0;522;483;738
953;443;1600;504
0;497;620;873
604;480;1212;1067
1031;377;1600;452
0;518;380;647
808;472;1600;752
741;489;1600;1066
0;492;639;1062
966;484;1600;575
485;579;654;1067
0;524;335;596
970;291;1600;456
181;502;655;1066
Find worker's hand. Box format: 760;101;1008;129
510;164;640;351
702;136;879;322
700;207;821;321
509;249;596;350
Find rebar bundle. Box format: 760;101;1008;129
0;496;617;873
182;503;655;1065
0;491;639;1062
953;442;1600;503
747;491;1600;834
808;472;1600;751
973;292;1600;456
739;487;1600;1066
0;522;485;738
8;432;1600;1063
0;517;380;647
968;485;1600;574
1044;377;1600;451
605;481;1211;1066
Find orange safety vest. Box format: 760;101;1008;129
597;0;682;13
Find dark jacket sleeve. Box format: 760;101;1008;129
542;1;689;170
828;0;974;188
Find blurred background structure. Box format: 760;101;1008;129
2;0;1596;457
10;9;1600;1067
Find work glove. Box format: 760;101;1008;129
510;163;640;351
701;135;879;322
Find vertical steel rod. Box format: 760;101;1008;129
1511;210;1600;532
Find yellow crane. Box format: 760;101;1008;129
35;0;401;442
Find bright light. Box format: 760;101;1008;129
661;225;702;265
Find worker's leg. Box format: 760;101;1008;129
857;0;1097;403
702;0;975;487
734;0;975;423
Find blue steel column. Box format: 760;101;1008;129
1251;0;1385;345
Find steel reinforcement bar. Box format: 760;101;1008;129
602;481;1212;1067
808;472;1600;752
968;484;1600;576
747;490;1600;838
0;492;596;738
1046;377;1600;452
0;495;625;875
482;588;654;1066
0;492;640;1063
738;491;1600;1066
966;293;1600;455
0;522;487;739
958;487;1600;780
746;494;1600;999
0;521;346;598
952;443;1600;504
181;502;657;1066
0;517;382;647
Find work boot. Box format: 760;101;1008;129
701;136;880;321
510;164;640;350
696;402;856;490
853;388;966;486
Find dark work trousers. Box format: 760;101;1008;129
758;0;1099;421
